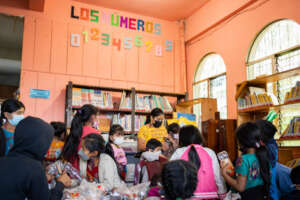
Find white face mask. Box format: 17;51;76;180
173;133;179;139
113;137;124;146
142;150;162;162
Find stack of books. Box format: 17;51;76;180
284;81;300;103
112;114;146;132
281;116;300;138
119;91;132;110
140;95;173;113
72;88;113;109
237;93;273;111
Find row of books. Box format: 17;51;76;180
237;93;273;110
135;95;173;112
112;114;146;132
72;88;113;109
281;116;300;138
117;91;174;112
72;89;174;113
284;81;300;103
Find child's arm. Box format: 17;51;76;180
221;163;247;192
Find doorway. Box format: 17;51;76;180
0;13;24;103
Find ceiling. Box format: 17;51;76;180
73;0;209;21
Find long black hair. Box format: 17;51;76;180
60;104;97;162
236;122;271;197
0;99;25;156
179;125;204;170
145;107;164;125
84;133;122;177
162;160;198;200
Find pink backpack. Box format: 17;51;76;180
180;145;218;199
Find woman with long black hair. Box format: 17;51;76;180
60;104;100;169
0;99;25;156
170;125;227;199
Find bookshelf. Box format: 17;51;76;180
65;82;187;134
236;66;300;143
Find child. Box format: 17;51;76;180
45;122;66;163
170;125;227;199
289;166;300;200
221;122;271;200
161;160;198;200
105;124;127;179
78;133;125;190
164;123;180;158
139;139;168;183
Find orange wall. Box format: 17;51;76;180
0;0;186;122
185;0;300;119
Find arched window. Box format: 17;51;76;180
193;53;227;120
247;19;300;136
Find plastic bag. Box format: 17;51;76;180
101;182;150;200
47;160;81;188
62;179;106;200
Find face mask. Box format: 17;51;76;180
142;150;162;162
153;120;163;128
173;133;179;139
113;137;124;146
78;149;89;161
8;114;25;126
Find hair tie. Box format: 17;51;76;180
78;110;82;114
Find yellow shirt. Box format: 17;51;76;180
138;125;168;144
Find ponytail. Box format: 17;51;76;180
255;145;271;199
61;104;97;162
188;145;201;170
236;122;271;198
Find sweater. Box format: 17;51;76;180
79;153;125;191
170;146;227;199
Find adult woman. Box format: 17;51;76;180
79;134;125;190
137;108;168;151
60;104;100;169
170;125;227;199
0;99;25;156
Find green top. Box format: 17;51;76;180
235;153;264;190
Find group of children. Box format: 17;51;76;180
0;99;299;200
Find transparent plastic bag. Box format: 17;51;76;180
101;182;150;200
62;179;106;200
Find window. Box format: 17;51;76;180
247;19;300;136
193;53;227;120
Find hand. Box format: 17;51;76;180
46;173;55;182
57;173;72;188
221;162;229;176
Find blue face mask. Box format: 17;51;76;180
8;114;25;126
78;149;90;161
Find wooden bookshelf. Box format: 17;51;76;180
65;82;187;133
236;66;300;158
